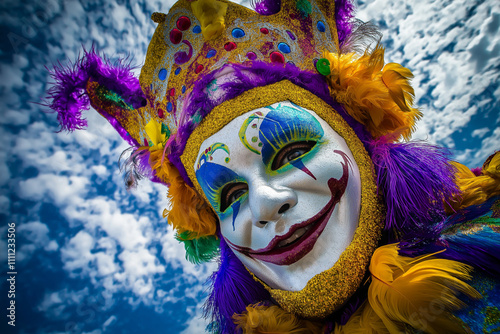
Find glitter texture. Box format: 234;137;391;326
182;81;384;318
139;0;340;151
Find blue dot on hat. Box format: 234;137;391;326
158;68;167;81
231;28;245;38
167;102;173;112
278;42;291;54
317;21;326;32
206;49;217;58
193;25;201;34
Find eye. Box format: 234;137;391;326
272;141;316;171
220;182;248;212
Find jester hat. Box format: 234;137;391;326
46;0;474;328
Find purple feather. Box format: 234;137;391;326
251;0;281;15
204;238;270;333
370;140;459;234
46;48;145;139
399;196;500;277
335;0;356;47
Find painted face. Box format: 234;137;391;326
194;101;361;291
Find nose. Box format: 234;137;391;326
249;180;297;226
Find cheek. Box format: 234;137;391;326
219;205;251;246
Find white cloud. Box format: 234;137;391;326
17;221;59;262
61;230;95;273
180;300;210;334
0;195;10;214
17;174;89;206
471;127;490;139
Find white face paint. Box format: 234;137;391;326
194;101;361;291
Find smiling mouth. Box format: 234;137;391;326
226;150;351;266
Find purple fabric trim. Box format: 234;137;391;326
169;61;371;186
370;140;459;236
204;237;270;333
250;0;281;15
46;48;145;146
335;0;355;47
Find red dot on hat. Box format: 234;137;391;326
270;51;285;64
169;88;175;96
158;108;164;118
260;28;269;34
224;42;237;51
195;64;204;73
176;16;191;31
170;29;182;44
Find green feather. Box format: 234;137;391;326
176;231;220;264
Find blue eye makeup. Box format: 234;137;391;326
259;103;324;174
196;161;247;226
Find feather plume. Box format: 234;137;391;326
204;239;270;333
251;0;281;15
335;0;356;47
233;303;324;333
176;231;220;264
339;20;381;55
371;141;459;233
334;301;388;334
119;147;154;189
324;43;422;140
398;195;500;277
367;244;480;334
149;149;218;238
448;151;500;212
45;48;144;134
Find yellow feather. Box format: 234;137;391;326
334;301;388;334
233;303;324;334
367;244;480;334
448;151;500;212
323;44;422;141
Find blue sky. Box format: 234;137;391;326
0;0;498;333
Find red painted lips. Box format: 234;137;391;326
227;150;351;265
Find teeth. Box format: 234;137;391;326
277;225;311;248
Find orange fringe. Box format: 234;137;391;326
150;150;217;238
449;151;500;212
233;303;324;334
323;44;422;141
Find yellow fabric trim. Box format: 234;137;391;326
183;80;385;318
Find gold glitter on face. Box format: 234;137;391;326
182;81;385;318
